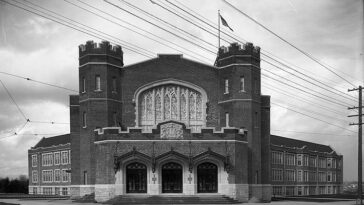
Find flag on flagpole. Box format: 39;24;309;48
220;14;234;31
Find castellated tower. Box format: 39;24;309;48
215;42;271;201
70;41;124;197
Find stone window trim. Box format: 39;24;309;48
42;170;53;183
42;152;53;167
82;111;87;128
54;152;60;165
54;169;61;183
239;76;245;92
61;151;69;165
224;78;229;94
32;170;38;183
81;77;86;93
133;79;208;129
62;169;70;182
94;75;102;92
31;154;37;167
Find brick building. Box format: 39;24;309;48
28;134;71;195
66;40;272;202
27;40;342;202
271;135;343;196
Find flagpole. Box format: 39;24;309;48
218;10;220;49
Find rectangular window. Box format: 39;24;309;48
240;76;245;92
33;187;37;194
285;153;295;166
297;154;302;166
84;171;88;185
54;169;61;182
61;151;69;165
224;79;229;94
303;155;309;166
41;153;53;166
225;112;229;127
272;169;283;181
332;159;336;168
327;172;332;182
42;170;53;183
82;77;86;93
112;77;117;92
272;186;283;196
319;171;326;182
31;155;37;167
32;170;38;183
298;186;303;196
43;187;52;195
304;171;309;182
82;112;87;128
54;152;60;165
55;187;60;195
272;151;283;164
327;158;332;168
333;172;336;182
95;75;101;91
285;170;295;181
297;170;302;182
62;169;69;182
62;187;68;196
319;158;326;168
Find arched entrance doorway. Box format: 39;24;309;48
162;162;183;193
197;162;218;193
126;162;147;193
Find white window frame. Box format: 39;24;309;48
95;75;101;91
239;76;245;92
32;170;38;183
272;169;283;181
54;169;61;182
42;170;53;183
54;152;60;165
297;154;302;166
297;170;303;182
82;112;87;128
224;79;229;94
31;154;37;167
61;151;69;165
62;169;69;182
225;112;229;127
82;77;86;93
41;153;53;166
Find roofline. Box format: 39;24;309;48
29;143;71;151
122;55;216;70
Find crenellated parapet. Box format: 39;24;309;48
79;40;123;66
218;42;260;59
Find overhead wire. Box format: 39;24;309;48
221;0;358;88
66;0;212;63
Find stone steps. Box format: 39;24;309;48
107;194;240;204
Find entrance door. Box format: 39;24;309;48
197;162;217;193
162;162;183;193
126;162;147;193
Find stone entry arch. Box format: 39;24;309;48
126;162;147;193
197;162;218;193
162;162;183;193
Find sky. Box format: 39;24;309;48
0;0;363;181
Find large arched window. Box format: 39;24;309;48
136;81;207;132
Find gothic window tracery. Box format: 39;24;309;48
139;84;205;132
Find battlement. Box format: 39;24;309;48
79;40;123;59
218;42;260;59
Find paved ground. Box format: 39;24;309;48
0;199;359;205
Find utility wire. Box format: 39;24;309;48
262;80;348;116
0;71;78;93
262;69;349;107
271;129;353;137
2;0;154;59
165;0;357;101
221;0;357;88
271;102;356;133
103;0;216;54
0;78;28;121
67;0;212;63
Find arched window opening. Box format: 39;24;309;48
139;84;206;132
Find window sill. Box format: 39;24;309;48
81;91;86;94
239;90;246;93
82;126;87;129
223;92;229;95
94;89;102;92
